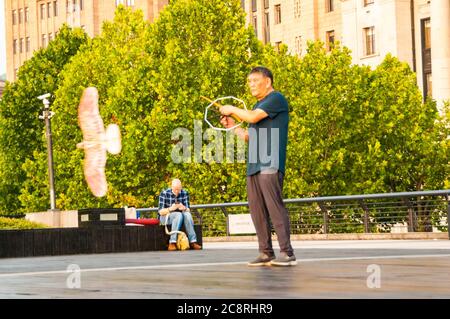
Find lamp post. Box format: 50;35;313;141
38;93;56;211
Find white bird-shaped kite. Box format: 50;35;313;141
76;87;121;197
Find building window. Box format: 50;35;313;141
19;9;23;24
326;0;334;12
252;14;258;37
12;10;17;25
295;35;302;56
48;2;52;18
264;11;270;43
49;33;54;42
326;30;335;51
264;0;269;9
54;1;58;16
20;38;24;53
423;19;431;49
13;39;18;54
80;0;84;10
421;18;432;98
364;0;374;6
274;4;281;24
252;0;257;12
42;34;47;48
127;0;134;6
425;73;432;97
26;37;31;52
363;26;375;56
41;4;46;19
67;0;78;12
294;0;301;19
25;7;29;22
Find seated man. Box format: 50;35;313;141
158;179;202;251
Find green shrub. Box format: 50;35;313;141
0;217;48;230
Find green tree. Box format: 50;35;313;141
260;42;448;197
20;1;259;223
0;25;88;216
19;7;155;211
365;55;446;193
146;0;260;207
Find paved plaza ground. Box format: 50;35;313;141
0;239;449;299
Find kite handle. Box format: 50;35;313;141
200;96;242;122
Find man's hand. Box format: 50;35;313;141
219;104;235;116
159;208;170;216
220;115;236;129
169;203;178;212
177;203;187;211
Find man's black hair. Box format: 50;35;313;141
249;66;274;86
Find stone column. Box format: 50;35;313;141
431;0;450;113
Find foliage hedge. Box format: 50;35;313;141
0;217;47;230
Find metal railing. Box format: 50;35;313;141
137;190;450;238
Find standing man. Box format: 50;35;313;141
158;179;202;251
220;66;296;266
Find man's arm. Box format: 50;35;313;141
158;191;171;216
185;192;190;209
220;105;268;124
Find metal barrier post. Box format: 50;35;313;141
318;202;329;234
447;195;450;240
359;200;370;233
220;207;230;236
403;198;415;232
